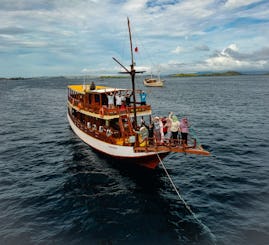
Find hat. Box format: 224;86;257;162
172;115;178;121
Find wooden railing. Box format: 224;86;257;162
68;95;151;116
69;111;118;144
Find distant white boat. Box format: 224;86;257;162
144;69;165;87
143;77;164;87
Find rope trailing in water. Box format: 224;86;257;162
157;154;216;244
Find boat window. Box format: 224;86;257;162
101;94;108;105
95;94;100;103
110;118;120;130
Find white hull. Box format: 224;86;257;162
67;113;165;158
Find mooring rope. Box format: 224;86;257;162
157;153;216;244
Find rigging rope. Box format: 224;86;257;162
157;153;216;244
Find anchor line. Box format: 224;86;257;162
156;153;216;244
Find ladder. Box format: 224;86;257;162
118;113;134;140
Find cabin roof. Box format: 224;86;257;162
68;85;128;94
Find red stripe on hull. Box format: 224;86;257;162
112;153;169;169
85;142;169;169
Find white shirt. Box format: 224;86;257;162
107;94;114;105
115;95;122;106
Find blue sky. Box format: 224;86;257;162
0;0;269;77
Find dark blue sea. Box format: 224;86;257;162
0;75;268;245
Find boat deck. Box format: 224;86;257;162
68;84;152;119
134;144;210;155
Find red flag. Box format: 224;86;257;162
134;46;138;52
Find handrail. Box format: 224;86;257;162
68;95;151;116
69;111;117;144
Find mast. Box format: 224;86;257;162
127;17;138;129
128;17;134;68
112;18;144;129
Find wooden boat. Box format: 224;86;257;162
67;18;209;169
143;77;164;87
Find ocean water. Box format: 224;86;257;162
0;75;268;245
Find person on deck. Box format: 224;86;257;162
115;92;122;108
164;113;172;139
106;90;115;109
125;91;133;106
140;90;147;105
90;81;96;90
153;116;164;144
169;112;181;144
133;124;149;146
162;117;168;136
121;92;126;105
119;101;127;113
141;119;154;145
180;117;189;145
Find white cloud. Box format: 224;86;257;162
203;44;269;71
122;0;147;12
224;0;261;9
221;43;238;56
171;46;183;54
227;43;238;51
206;55;245;68
0;0;269;77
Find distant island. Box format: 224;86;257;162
0;77;28;80
1;71;269;80
99;71;243;79
171;71;242;77
99;75;129;79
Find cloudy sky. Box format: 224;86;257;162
0;0;269;77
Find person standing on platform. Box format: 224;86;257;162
115;92;122;108
140;90;147;105
125;92;131;106
180;117;189;145
153;116;164;144
169;112;180;144
106;90;115;109
164;113;172;139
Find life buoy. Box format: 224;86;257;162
77;102;82;110
99;106;104;118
